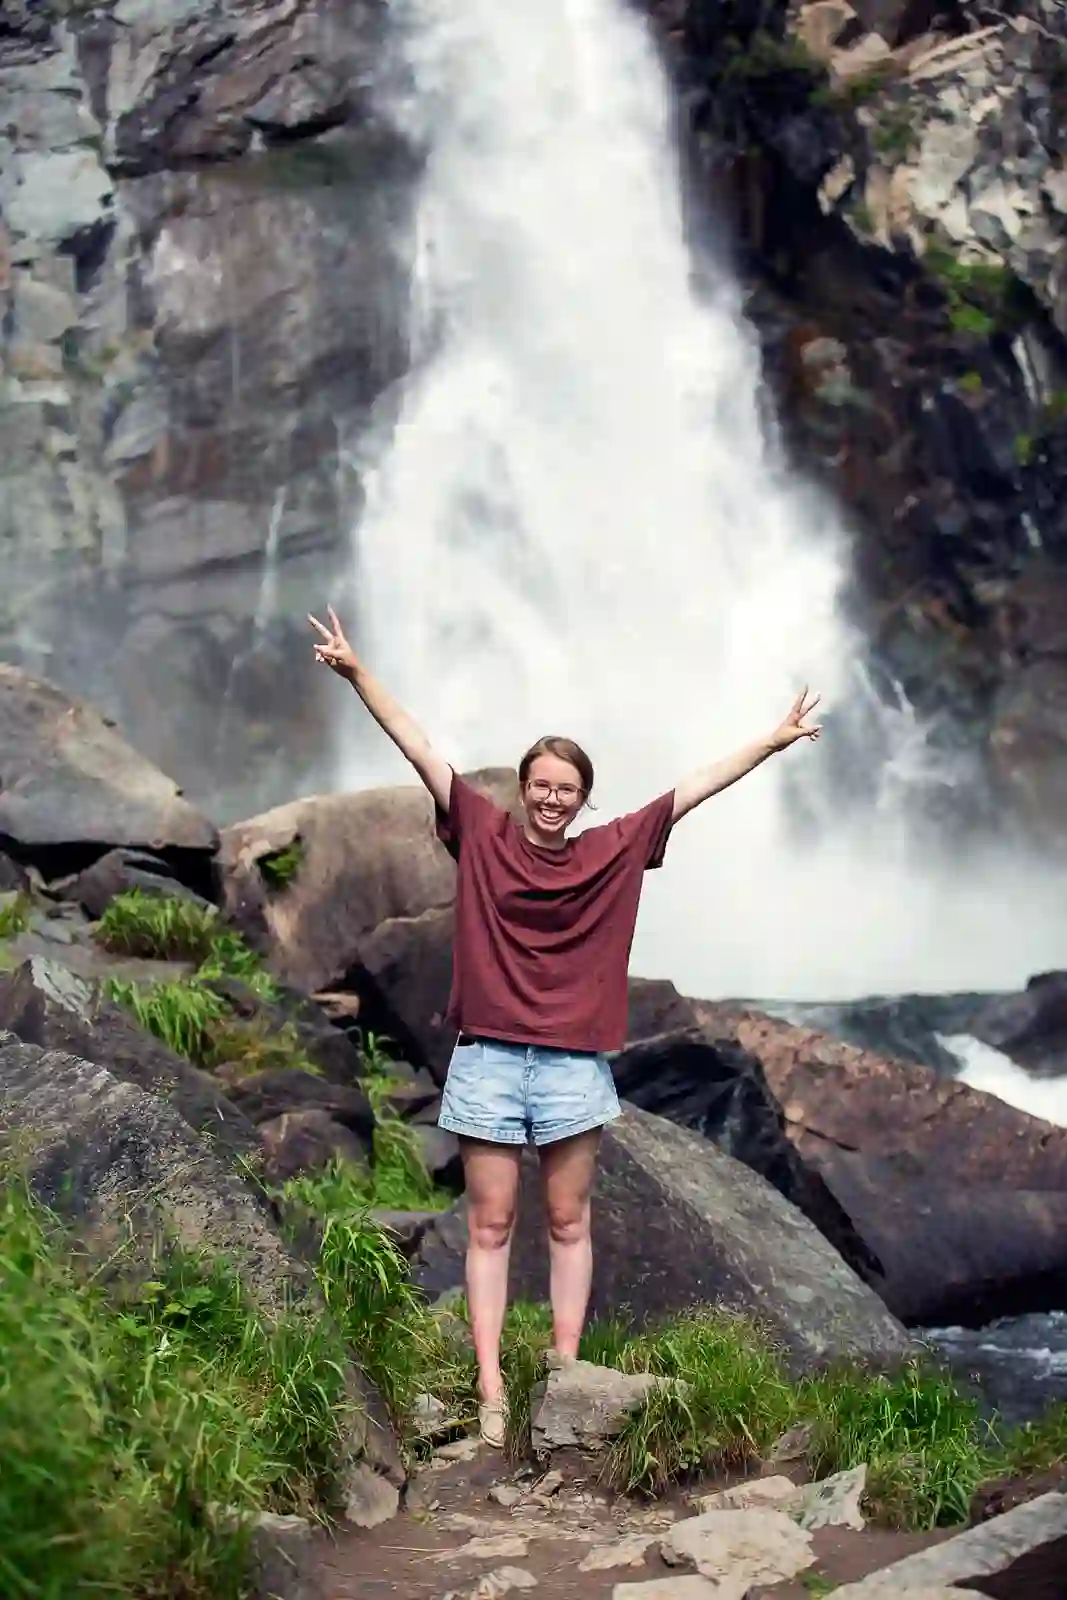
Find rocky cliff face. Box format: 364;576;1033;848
0;0;409;816
2;0;1066;840
665;0;1067;842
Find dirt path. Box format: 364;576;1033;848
317;1447;953;1598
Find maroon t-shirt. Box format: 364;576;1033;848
435;775;675;1053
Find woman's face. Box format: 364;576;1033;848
521;753;586;843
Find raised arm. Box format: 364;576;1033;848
671;688;822;824
309;607;452;812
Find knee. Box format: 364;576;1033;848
468;1206;515;1252
546;1200;590;1248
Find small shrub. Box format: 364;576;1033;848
924;246;1022;339
722;29;823;83
958;370;984;396
206;1016;323;1080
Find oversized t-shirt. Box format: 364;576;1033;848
435;775;675;1054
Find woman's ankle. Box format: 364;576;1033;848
478;1370;504;1404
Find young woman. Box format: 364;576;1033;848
309;607;821;1446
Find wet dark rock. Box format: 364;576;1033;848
0;851;28;893
968;970;1067;1078
410;1124;462;1188
701;1003;1067;1324
69;847;216;919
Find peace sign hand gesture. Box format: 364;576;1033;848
770;687;822;751
308;607;359;681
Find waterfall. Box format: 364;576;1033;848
342;0;1067;999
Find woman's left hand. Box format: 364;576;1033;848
771;688;822;750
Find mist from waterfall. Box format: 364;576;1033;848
341;0;1067;1000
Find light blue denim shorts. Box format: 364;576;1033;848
438;1036;622;1146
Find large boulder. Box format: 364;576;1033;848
414;1105;912;1368
0;1029;403;1489
0;667;218;887
610;1028;882;1283
0;1031;309;1315
698;1004;1067;1323
219;768;515;996
0;955;257;1162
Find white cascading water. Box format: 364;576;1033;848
342;0;1067;1000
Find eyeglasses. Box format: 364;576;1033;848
527;779;583;804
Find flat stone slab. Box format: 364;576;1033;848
660;1507;814;1597
531;1356;675;1452
831;1490;1067;1594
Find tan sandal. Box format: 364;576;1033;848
478;1398;506;1449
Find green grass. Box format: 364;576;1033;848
286;1163;475;1442
206;1016;324;1081
473;1302;1028;1530
357;1043;452;1212
0;1172;353;1599
0;890;33;940
105;973;230;1063
96;890;277;998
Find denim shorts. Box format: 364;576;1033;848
438;1036;622;1147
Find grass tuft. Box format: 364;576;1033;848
596;1309;795;1493
286;1164;475;1441
206;1016;324;1081
105;974;229;1063
96;890;278;998
0;890;33;939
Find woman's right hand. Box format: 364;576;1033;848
309;607;359;680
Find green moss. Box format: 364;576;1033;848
721;29;824;85
924;246;1024;339
259;839;304;890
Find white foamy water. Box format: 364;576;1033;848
941;1033;1067;1127
342;0;1067;998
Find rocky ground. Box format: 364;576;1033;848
319;1448;953;1599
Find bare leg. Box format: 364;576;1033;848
539;1129;601;1359
460;1138;522;1403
